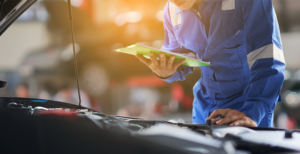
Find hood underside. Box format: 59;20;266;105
0;0;36;36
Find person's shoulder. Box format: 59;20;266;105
237;0;268;6
163;2;172;21
237;0;273;10
163;2;179;19
163;1;170;14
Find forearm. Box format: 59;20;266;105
241;58;285;125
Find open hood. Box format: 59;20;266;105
0;0;36;36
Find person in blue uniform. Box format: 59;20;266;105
136;0;285;127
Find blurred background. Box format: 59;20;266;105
0;0;299;128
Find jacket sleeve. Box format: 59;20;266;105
240;0;286;126
159;2;193;83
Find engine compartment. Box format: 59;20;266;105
1;97;299;154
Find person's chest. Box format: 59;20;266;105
171;0;244;60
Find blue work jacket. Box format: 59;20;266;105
161;0;285;127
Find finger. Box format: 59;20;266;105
230;118;258;127
207;108;231;119
229;120;245;126
207;114;226;123
167;56;175;68
149;52;159;67
216;117;236;125
136;54;151;66
216;111;242;125
211;118;221;124
173;59;186;69
159;53;166;68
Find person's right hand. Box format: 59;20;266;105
136;52;186;78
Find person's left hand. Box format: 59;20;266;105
206;108;257;127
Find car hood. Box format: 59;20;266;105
0;0;36;36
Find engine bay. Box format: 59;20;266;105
1;97;300;154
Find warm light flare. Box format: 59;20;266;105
115;11;143;26
64;0;83;7
156;10;164;22
125;11;143;23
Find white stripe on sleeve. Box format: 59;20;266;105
247;44;285;69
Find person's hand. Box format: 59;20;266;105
136;52;186;78
206;108;257;127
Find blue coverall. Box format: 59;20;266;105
161;0;285;127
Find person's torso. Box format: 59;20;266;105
168;0;250;99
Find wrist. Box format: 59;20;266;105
153;72;173;79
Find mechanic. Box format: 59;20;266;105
136;0;285;127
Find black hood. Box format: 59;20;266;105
0;0;36;36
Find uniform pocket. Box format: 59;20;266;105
222;44;245;69
173;24;181;30
230;52;243;69
221;44;248;80
207;77;245;99
178;37;205;58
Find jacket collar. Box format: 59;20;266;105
175;0;225;14
176;8;182;14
